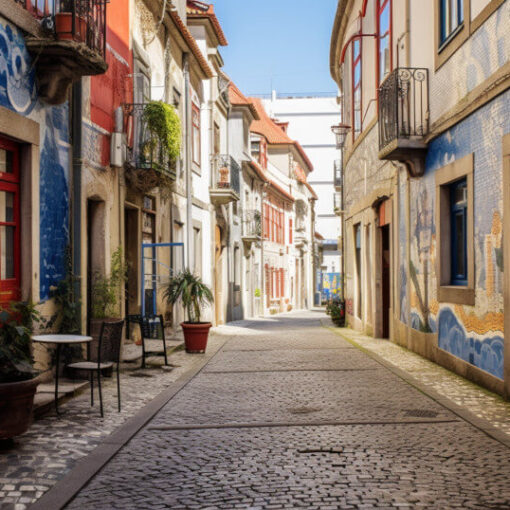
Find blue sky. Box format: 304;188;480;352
212;0;339;96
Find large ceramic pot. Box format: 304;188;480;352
0;376;40;440
181;322;212;353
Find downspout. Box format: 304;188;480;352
261;182;268;314
71;81;83;331
183;53;192;269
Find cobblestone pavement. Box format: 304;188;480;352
334;326;510;437
65;312;510;509
0;336;224;510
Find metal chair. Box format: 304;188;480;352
140;314;168;368
67;320;124;417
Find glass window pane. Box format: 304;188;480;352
379;4;390;34
379;34;390;81
0;149;13;174
1;225;15;279
455;212;465;277
0;192;14;222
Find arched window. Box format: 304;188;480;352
352;38;362;136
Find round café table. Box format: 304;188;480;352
32;334;93;415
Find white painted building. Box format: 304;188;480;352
263;93;342;302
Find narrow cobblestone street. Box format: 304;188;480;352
53;312;510;509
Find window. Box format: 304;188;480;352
439;0;464;46
0;138;20;305
450;178;467;285
192;103;200;165
259;137;268;169
289;218;293;244
352;38;362;137
378;0;392;84
280;268;284;297
436;154;474;305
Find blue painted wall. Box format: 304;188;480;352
0;19;70;300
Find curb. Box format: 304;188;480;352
29;336;230;510
324;322;510;450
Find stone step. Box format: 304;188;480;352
34;379;89;417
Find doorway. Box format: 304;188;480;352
124;206;139;322
0;137;20;306
86;199;106;332
214;224;223;324
381;224;391;338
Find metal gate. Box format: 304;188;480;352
141;242;185;316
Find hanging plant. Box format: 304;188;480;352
142;100;181;173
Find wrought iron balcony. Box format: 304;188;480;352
242;209;262;247
123;103;177;188
378;67;429;177
333;192;342;216
334;159;343;190
24;0;107;104
210;155;241;205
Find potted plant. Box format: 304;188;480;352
54;0;87;43
0;301;41;440
89;248;127;357
163;270;214;353
330;299;345;327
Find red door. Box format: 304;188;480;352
0;137;21;306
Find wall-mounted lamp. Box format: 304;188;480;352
331;123;351;150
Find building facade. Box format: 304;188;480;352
263;93;342;304
330;0;510;396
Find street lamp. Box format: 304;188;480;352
331;123;351;149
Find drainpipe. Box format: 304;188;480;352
183;53;192;269
71;80;83;331
261;182;268;314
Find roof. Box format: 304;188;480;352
248;160;268;182
169;9;213;79
304;181;318;200
186;0;228;46
268;179;295;203
249;98;314;172
228;80;260;120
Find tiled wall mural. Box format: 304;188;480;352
404;91;510;379
0;19;70;300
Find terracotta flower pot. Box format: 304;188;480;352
0;376;40;440
55;13;87;43
181;322;212;353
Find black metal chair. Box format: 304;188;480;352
140;314;168;368
67;320;124;417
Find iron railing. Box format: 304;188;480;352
212;155;241;195
242;209;262;238
18;0;106;57
123;103;177;178
378;67;429;152
334;159;342;188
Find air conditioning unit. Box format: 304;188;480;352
110;132;125;167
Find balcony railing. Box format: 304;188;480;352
123;103;176;179
22;0;106;56
212;155;240;192
242;209;262;239
378;67;429;153
334;159;342;189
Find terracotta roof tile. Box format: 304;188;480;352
169;9;213;79
249;98;314;172
186;0;228;46
228;80;260;120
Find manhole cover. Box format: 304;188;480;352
288;406;321;415
404;409;439;418
298;448;343;455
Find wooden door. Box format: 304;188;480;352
0;137;20;306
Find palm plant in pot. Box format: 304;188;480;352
163;270;214;353
0;301;40;440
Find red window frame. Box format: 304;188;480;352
265;264;270;307
352;35;362;140
377;0;393;86
289;218;293;244
280;268;284;297
191;103;201;165
0;137;21;305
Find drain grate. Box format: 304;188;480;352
298;448;343;455
288;406;321;415
403;409;439;418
